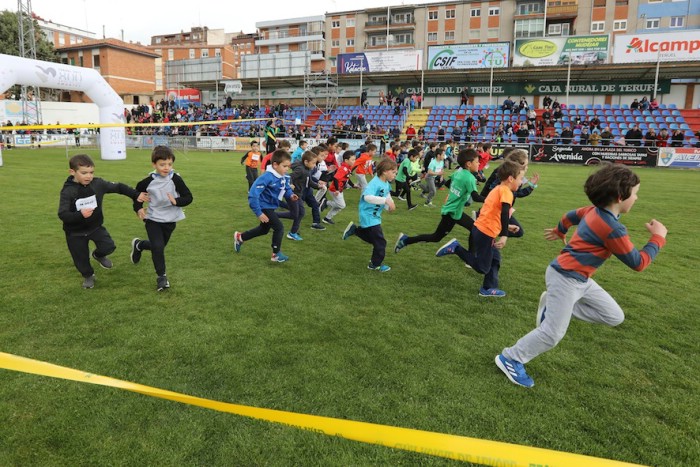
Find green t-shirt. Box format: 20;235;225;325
396;158;413;183
441;168;477;220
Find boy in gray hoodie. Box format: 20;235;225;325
131;146;193;291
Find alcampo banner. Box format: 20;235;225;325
513;35;609;67
613;31;700;63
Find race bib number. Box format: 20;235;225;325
75;195;97;211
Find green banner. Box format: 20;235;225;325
392;80;671;97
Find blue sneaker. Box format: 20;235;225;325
368;262;391;272
394;233;409;253
479;287;506;297
536;291;547;326
342;221;356;240
234;231;243;253
286;232;303;241
435;238;459;257
495;354;534;388
271;252;289;263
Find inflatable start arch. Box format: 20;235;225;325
0;53;127;161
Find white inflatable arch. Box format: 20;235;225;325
0;53;127;160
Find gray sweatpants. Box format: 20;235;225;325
326;191;346;219
502;266;624;364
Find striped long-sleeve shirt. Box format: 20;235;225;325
551;206;665;282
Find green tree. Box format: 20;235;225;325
0;10;58;62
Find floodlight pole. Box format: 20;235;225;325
653;49;661;100
566;53;571;108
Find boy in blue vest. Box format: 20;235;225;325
234;149;298;263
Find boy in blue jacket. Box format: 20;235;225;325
234;149;298;262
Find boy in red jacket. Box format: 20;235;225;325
323;151;356;225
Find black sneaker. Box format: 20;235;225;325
130;238;142;265
82;274;95;289
310;223;326;231
156;275;170;291
322;217;335;225
91;251;113;269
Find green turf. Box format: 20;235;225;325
0;148;698;466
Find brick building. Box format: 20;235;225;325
55;39;160;105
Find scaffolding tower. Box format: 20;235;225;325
17;0;43;124
303;69;338;121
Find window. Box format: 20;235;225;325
155;37;161;44
58;32;65;45
168;49;174;60
470;8;481;17
446;9;455;19
332;20;340;28
278;44;288;52
469;29;480;40
70;35;76;45
201;49;209;58
445;31;455;41
347;38;355;46
428;32;438;41
489;7;500;16
347;18;355;27
393;13;412;23
646;17;660;29
613;20;627;31
670;16;684;28
514;18;545;38
92;55;100;67
593;0;606;6
428;11;438;20
215;48;221;57
548;23;570;35
517;2;542;15
332;40;340;47
392;32;413;45
79;56;83;67
615;0;628;4
488;28;499;39
189;49;195;59
591;21;605;32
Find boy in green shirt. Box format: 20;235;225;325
391;149;420;210
395;149;484;253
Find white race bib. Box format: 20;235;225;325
75;195;97;211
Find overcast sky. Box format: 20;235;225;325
0;0;436;45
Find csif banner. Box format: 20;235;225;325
427;43;510;70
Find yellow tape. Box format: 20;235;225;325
0;117;290;132
0;352;644;466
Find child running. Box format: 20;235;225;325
58;154;147;289
131;146;194;291
323;150;356;224
392;148;420;210
241;140;262;189
234;149;298;263
342;158;398;272
435;160;525;297
495;163;667;388
395;149;484;253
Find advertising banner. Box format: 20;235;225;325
393;80;670;96
513;35;609;67
195;137;236;150
531;144;657;166
427;43;510;70
613;32;700;63
166;88;201;107
337;50;422;74
491;143;530;159
657;147;700;168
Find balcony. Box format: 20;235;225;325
364;20;416;31
547;5;578;17
256;30;325;46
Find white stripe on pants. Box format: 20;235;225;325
502;266;624;365
356;174;368;191
326;191;346;219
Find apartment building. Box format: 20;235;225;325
325;0;700;72
34;15;97;47
55;39;159;105
240;15;326;78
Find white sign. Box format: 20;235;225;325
223;80;243;94
613;32;700;63
75;195;97;211
428;43;510;70
196;137;236;150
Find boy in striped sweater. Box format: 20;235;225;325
496;163;667;388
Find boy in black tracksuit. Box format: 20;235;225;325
131;146;193;291
279;151;322;239
58;154;147;289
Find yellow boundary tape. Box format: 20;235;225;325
0;352;644;466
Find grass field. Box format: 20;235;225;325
0;147;698;466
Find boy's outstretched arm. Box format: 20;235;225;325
607;219;667;272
